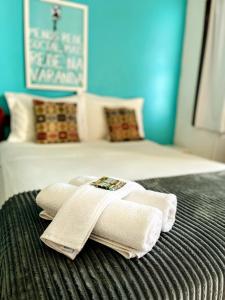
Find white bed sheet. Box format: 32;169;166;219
0;140;225;207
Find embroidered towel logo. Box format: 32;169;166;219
91;177;126;191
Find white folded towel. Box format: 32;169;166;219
39;179;144;259
91;200;162;258
125;191;177;232
69;176;177;232
37;184;162;259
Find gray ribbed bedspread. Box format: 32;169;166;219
1;172;225;300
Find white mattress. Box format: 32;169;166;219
0;140;225;207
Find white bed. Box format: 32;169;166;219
0;140;225;207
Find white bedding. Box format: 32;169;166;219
0;140;225;207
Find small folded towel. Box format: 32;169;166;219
37;185;162;259
39;179;144;259
91;200;162;258
125;191;177;232
69;176;177;232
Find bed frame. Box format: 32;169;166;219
0;108;10;141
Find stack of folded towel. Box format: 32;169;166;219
36;176;177;260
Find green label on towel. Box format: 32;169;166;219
91;177;126;191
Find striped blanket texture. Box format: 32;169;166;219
1;172;225;300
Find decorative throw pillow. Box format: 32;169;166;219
5;93;85;142
33;100;80;143
82;93;145;141
104;107;142;142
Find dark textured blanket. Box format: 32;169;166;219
1;172;225;300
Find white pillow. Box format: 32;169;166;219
82;93;145;141
5;92;87;142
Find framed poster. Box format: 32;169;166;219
24;0;88;92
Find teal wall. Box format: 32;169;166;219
0;0;187;144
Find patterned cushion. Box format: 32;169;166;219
104;107;142;142
33;100;79;143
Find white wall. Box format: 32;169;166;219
175;0;225;162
